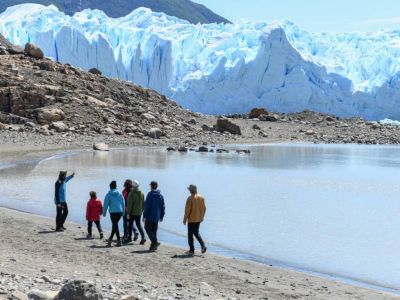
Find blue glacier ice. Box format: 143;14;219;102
2;4;400;120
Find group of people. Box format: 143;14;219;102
54;171;207;254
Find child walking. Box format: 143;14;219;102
86;191;104;239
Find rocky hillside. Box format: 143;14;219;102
0;0;230;24
0;37;206;137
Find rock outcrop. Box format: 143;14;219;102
24;42;44;59
216;118;241;135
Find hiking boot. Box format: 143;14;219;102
140;239;146;245
99;232;104;239
62;226;67;230
123;237;132;243
55;227;64;232
106;238;112;247
201;246;207;254
153;242;160;251
116;240;122;247
133;234;139;241
185;250;195;256
86;234;92;239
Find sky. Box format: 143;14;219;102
194;0;400;32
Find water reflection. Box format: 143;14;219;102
2;144;400;290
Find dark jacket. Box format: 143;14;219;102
143;190;165;223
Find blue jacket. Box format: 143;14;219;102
54;175;74;204
143;190;165;223
103;189;125;216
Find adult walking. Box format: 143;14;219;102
143;181;165;252
54;171;75;232
126;180;146;245
183;184;207;255
103;180;125;247
122;179;138;242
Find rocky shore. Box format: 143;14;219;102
0;207;398;300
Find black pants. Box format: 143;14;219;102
128;215;145;240
56;203;68;230
145;221;158;246
109;213;122;241
188;222;205;251
123;214;137;238
87;220;102;236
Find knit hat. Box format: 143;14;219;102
132;180;139;188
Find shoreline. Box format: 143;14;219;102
1;144;400;299
0;206;398;300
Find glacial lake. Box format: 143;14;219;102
1;144;400;291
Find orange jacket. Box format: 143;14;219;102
184;194;206;223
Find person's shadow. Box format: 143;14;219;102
38;230;57;234
74;237;92;241
171;254;196;259
132;250;152;254
89;245;111;249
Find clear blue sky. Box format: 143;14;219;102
194;0;400;32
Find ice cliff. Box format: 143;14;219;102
2;4;400;120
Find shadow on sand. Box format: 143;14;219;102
38;230;57;234
171;254;195;259
132;250;152;254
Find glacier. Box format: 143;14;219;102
2;4;400;119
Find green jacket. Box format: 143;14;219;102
127;189;145;216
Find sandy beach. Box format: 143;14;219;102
1;207;399;300
0;146;399;300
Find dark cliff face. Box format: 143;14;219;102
0;0;230;24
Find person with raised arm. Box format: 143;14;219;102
54;171;75;232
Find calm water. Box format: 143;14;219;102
1;144;400;290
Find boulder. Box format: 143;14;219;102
198;146;209;152
55;280;103;300
236;149;251;154
252;124;261;130
0;34;23;54
188;118;197;125
142;113;156;121
148;127;162;139
88;68;102;75
326;116;336;122
305;130;316;136
178;146;188;152
260;114;280;122
93;143;109;151
216;118;241;135
11;291;28;300
35;107;65;125
249;108;268;119
24;42;44;59
37;61;57;72
102;127;114;135
27;290;58;300
201;124;213;131
49;121;68;132
120;296;139;300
